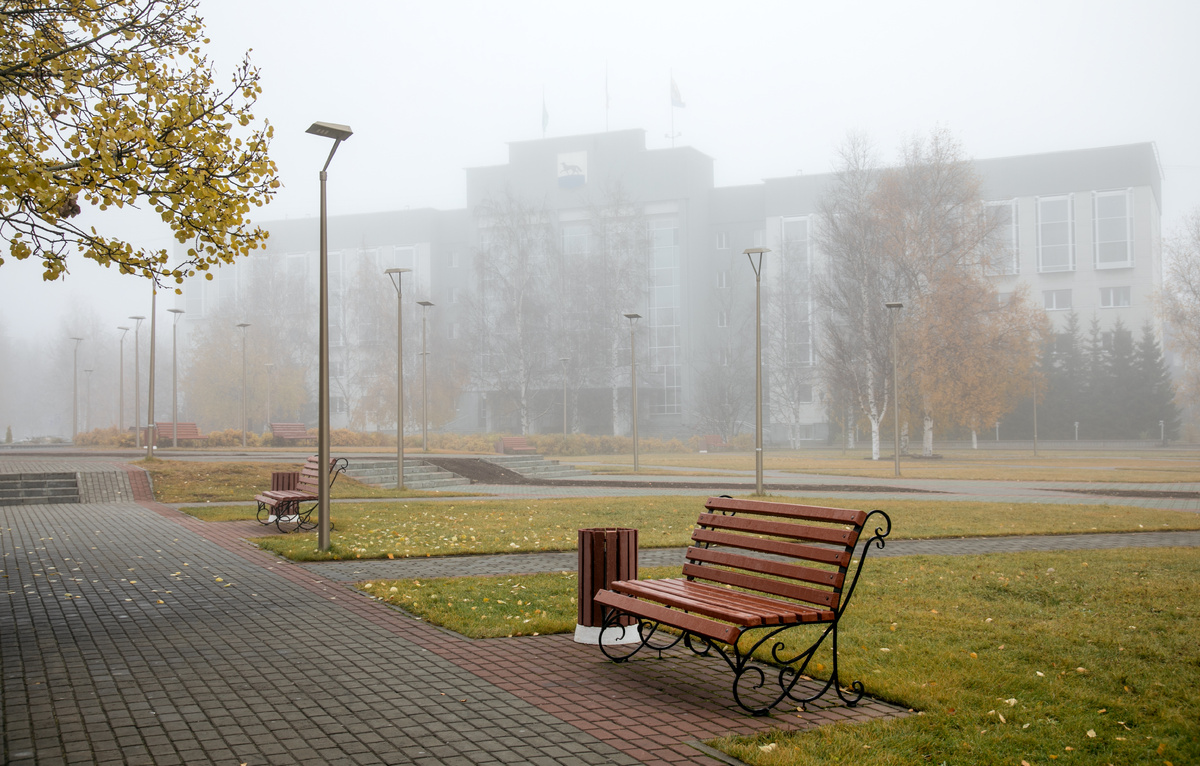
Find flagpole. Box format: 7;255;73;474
670;69;674;147
605;64;609;132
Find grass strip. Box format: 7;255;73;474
358;565;681;638
246;495;1200;561
141;459;458;504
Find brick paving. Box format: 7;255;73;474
4;454;1198;766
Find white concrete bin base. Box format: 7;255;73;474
573;623;642;645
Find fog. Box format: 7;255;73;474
2;0;1199;442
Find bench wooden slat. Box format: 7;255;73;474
612;579;770;626
683;562;840;610
594;590;742;645
614;578;827;625
706;496;868;526
698;512;861;548
686;545;845;589
691;528;852;568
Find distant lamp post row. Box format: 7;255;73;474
308;120;354;553
237;322;251;448
417;300;434;452
70;336;84;442
167;309;185;447
129;316;144;447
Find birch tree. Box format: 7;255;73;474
814;136;896;460
1160;208;1200;411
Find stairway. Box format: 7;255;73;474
0;472;81;505
341;459;471;491
483;454;590;480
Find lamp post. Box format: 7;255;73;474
1032;378;1038;458
264;363;274;429
745;247;770;495
559;357;569;441
417;300;434;452
167;309;184;447
129;316;144;448
623;313;641;472
146;287;158;460
84;369;93;432
1160;419;1165;446
386;267;411;489
69;336;83;441
117;326;130;431
885;301;904;478
237;322;251;448
307;120;353;552
1074;421;1079;441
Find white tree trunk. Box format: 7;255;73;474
922;413;934;457
869;417;881;460
971;429;978;449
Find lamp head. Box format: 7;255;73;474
417;300;434;307
167;308;184;315
306;122;353;142
385;267;412;291
236;322;251;329
623;312;641;322
884;301;904;310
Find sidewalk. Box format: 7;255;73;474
1;472;906;766
3;457;1199;765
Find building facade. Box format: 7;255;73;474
176;132;1162;440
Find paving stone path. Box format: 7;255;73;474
3;455;1199;766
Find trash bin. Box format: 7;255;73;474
575;527;641;645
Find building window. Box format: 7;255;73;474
719;346;731;366
331;396;347;414
716;270;730;288
753;229;765;247
985;200;1019;274
997;292;1013;306
1043;289;1072;311
1038;195;1074;272
448;322;460;340
1094;190;1132;268
562;224;589;256
797;383;814;403
716;310;728;328
715;231;729;249
1100;286;1131;308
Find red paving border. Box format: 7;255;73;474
121;465;910;766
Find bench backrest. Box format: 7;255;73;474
685;497;869;612
155;422;203;439
271;423;309;439
497;436;533;453
296;455;346;494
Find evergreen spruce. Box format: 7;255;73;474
1136;321;1181;440
1081;315;1108;439
1105;319;1137;439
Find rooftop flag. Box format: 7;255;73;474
542;94;549;137
670;76;685;108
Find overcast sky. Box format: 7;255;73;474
4;0;1199;338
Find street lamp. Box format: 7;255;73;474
746;247;770;495
145;286;157;460
417;300;434;452
307;120;353;552
623;313;641;472
237;322;251;448
1160;419;1166;446
167;309;184;448
129;316;145;448
559;357;570;441
265;363;274;429
885;301;904;477
117;326;130;431
386;267;412;490
69;336;83;441
84;369;93;432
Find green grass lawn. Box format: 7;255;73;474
359;548;1200;765
245;495;1200;562
142;459;468;504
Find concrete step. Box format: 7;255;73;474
0;472;80;505
481;456;589;479
341;459;470;491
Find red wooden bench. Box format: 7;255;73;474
270;422;313;444
700;434;732;452
594;496;891;716
254;455;347;532
155;422;207;445
495;435;536;454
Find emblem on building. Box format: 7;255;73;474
557;151;587;189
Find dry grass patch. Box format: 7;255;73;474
248;495;1200;562
141;459;445;503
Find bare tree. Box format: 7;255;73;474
767;216;820;447
814;136;896;460
469;192;560;434
1160;208;1200;415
